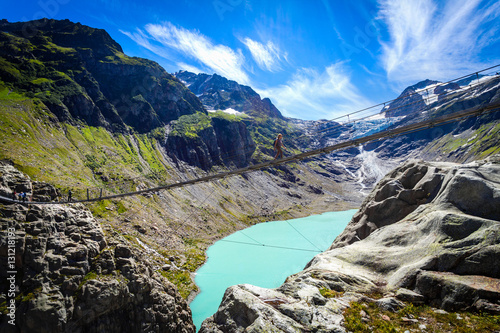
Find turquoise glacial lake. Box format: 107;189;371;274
190;209;357;331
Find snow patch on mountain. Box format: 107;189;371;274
207;108;245;115
414;74;500;105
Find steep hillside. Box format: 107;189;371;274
0;19;321;172
0;18;204;133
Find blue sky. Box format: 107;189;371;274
2;0;500;120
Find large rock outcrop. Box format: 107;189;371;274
164;113;256;170
0;162;194;333
200;156;500;332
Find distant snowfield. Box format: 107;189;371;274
416;75;499;105
207;108;244;115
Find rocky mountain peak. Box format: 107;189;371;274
0;18;123;58
383;79;440;118
403;79;440;94
174;70;285;119
0;19;205;133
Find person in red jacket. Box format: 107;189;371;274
274;133;287;159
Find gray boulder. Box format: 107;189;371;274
0;162;32;198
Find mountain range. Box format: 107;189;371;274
1;18;498;179
173;67;500;191
0;18;499;332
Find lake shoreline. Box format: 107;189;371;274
189;209;358;330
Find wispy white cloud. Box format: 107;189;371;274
121;22;250;85
120;28;167;56
241;37;287;72
320;0;345;42
259;63;373;120
378;0;500;85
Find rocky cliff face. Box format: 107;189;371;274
0;162;194;333
199;155;500;332
211;116;256;168
163;112;256;170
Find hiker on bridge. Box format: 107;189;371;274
274;133;287;159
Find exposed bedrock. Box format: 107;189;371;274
0;162;195;333
200;155;500;332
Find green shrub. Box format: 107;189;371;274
170;112;212;139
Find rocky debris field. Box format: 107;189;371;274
0;162;194;333
200;155;500;332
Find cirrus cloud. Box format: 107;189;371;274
240;37;287;72
378;0;500;85
259;63;373;120
121;22;250;85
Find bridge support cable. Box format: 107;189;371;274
170;175;227;238
218;239;322;253
285;220;323;252
239;231;265;246
158;162;320;253
235;170;325;252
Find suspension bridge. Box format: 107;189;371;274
1;67;500;256
1;67;500;206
